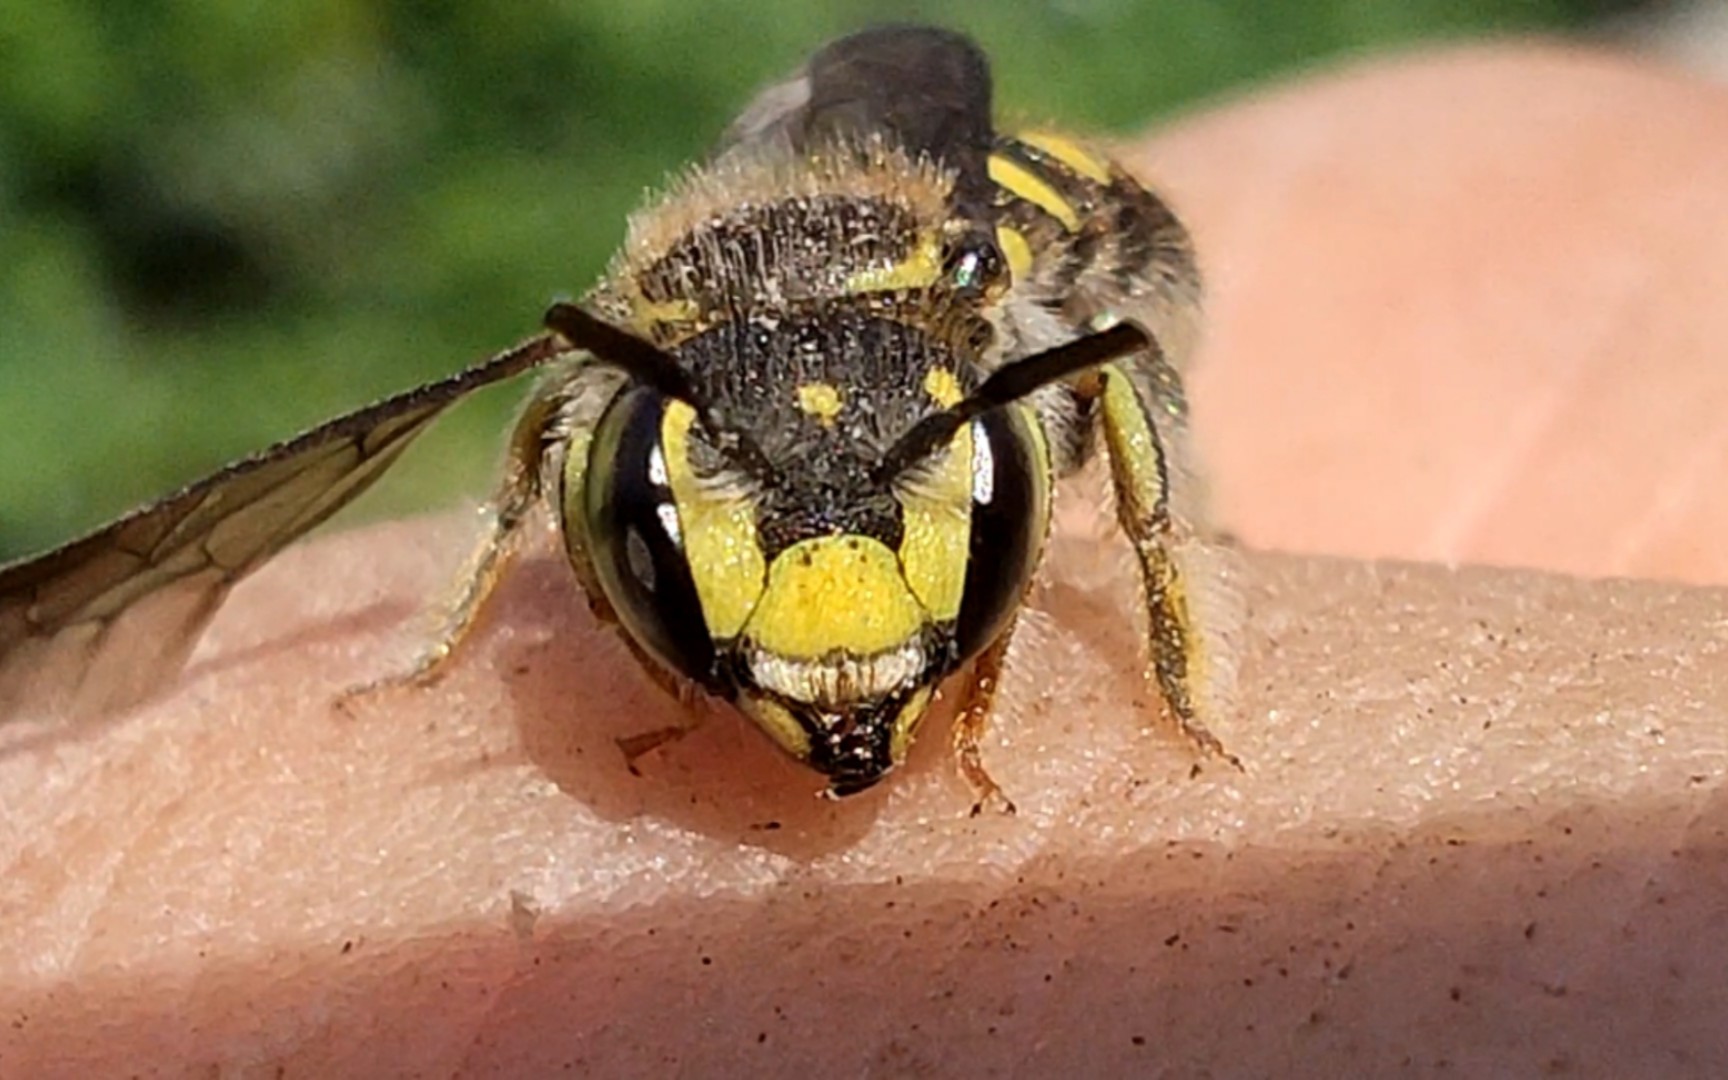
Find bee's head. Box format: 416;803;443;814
545;303;1149;796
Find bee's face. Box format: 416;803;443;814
567;326;1051;795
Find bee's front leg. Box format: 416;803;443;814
339;389;564;703
951;621;1022;816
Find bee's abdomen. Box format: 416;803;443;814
987;132;1197;342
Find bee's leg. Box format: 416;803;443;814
617;726;687;772
612;639;709;773
617;709;706;773
951;619;1022;816
1096;362;1241;767
341;390;561;700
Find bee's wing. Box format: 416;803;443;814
0;332;568;722
721;25;996;211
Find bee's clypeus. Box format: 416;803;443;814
0;25;1239;809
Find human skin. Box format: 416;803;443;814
4;44;1728;1077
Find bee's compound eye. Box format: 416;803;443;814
954;407;1048;661
581;385;717;684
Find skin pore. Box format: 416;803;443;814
4;44;1728;1075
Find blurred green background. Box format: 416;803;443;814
0;0;1636;562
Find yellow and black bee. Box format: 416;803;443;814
0;26;1237;808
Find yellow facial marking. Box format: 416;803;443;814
888;685;934;766
922;367;964;408
995;226;1033;283
897;423;972;622
1018;131;1113;185
661;401;766;639
744;535;925;659
739;694;811;760
795;382;844;426
988;154;1080;231
845;229;944;293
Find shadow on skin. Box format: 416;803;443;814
489;554;968;857
9;761;1724;1076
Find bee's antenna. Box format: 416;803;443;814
544;302;778;480
873;321;1152;484
543;302;708;407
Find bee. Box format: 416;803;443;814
0;26;1238;809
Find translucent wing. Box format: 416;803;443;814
720;25;997;217
0;332;567;722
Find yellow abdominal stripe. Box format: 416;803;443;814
745;535;925;659
987;154;1080;231
1016;130;1114;185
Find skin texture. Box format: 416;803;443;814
4;43;1728;1076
